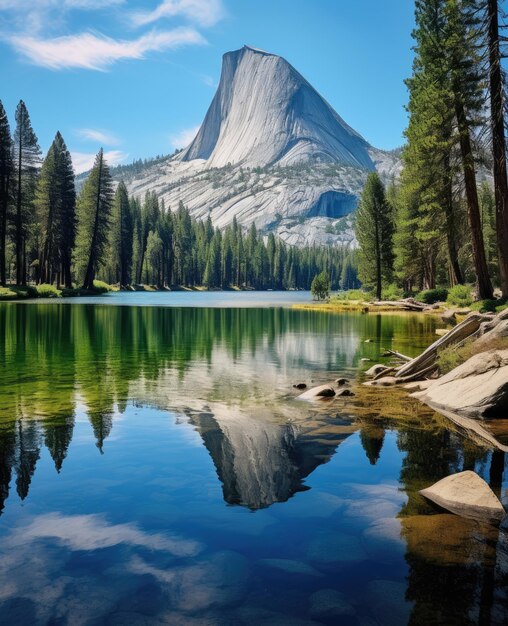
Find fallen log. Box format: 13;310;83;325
395;313;491;379
383;349;412;362
371;299;427;311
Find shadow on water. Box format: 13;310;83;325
0;301;507;624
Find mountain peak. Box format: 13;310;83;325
180;46;374;169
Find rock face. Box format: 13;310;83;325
121;46;401;246
181;46;374;169
413;350;508;418
420;471;505;524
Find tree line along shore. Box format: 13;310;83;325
0;100;359;301
350;1;508;313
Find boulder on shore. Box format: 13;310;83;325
297;384;335;401
412;350;508;418
441;309;457;325
420;471;505;525
365;364;391;377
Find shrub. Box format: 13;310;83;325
338;289;374;302
381;283;404;301
436;341;473;375
0;287;19;300
0;285;38;300
92;280;113;294
417;288;448;304
470;299;498;313
437;335;508;374
446;284;474;308
35;284;61;298
311;271;330;301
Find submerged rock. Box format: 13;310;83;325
335;378;349;386
257;558;322;577
413;350;508;418
420;471;505;525
297;385;335;401
336;388;355;397
307;532;367;564
293;383;307;390
308;589;355;619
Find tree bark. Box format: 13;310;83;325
375;209;382;300
443;154;463;285
488;0;508;297
454;95;494;299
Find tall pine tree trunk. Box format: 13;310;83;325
487;0;508;297
454;95;494;299
443;155;463;285
375;211;382;300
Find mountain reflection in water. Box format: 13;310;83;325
0;299;507;625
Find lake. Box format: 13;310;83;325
0;293;507;625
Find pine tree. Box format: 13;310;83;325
34;132;75;286
445;0;493;298
74;149;113;290
401;0;463;289
355;173;394;299
109;181;132;286
12;101;41;284
486;0;508;296
0;101;12;286
34;143;58;284
55;133;76;289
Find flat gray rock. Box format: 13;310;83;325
420;470;505;524
413;350;508;418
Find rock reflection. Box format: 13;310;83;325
188;404;357;509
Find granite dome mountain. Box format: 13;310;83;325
121;46;401;246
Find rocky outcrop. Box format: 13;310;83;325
121;46;401;246
420;471;505;524
181;46;374;169
412;350;508;418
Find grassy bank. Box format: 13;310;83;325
0;280;115;301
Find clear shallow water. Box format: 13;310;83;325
32;289;315;307
0;298;507;625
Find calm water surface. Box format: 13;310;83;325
0;294;507;625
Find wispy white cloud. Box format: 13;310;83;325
77;128;120;145
170;124;200;150
71;150;128;174
0;0;125;34
9;513;202;556
10;27;206;70
131;0;225;28
201;74;216;87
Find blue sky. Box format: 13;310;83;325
0;0;415;173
